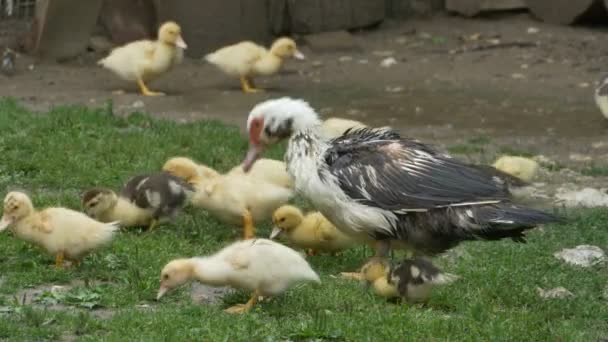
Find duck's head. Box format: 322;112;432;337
0;192;34;231
81;188;118;218
360;258;390;284
243;97;320;171
158;21;187;49
270;205;304;239
157;258;194;300
270;37;305;60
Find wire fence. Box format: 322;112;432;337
0;0;36;20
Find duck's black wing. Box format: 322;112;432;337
321;128;510;212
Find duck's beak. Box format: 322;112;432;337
156;285;169;300
269;226;282;239
243;143;263;173
176;35;188;49
294;50;305;60
0;215;12;232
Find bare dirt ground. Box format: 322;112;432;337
1;13;607;196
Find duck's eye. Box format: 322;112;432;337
163;274;170;280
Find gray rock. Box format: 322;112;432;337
554;245;605;267
88;36;113;53
190;283;233;305
536;286;574;299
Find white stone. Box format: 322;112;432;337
554;245;606;267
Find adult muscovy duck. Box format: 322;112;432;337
242;97;560;259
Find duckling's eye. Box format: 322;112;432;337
163;274;170;280
89;202;97;208
280;218;286;222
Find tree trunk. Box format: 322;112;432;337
526;0;605;24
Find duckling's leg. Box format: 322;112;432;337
137;78;165;96
71;259;81;268
147;219;159;232
240;76;263;93
55;252;65;268
307;249;318;256
224;290;259;314
242;210;256;239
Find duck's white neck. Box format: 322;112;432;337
191;257;230;287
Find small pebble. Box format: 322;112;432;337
537;287;574;299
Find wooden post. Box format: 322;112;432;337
33;0;103;59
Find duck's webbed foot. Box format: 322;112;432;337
224;291;259;314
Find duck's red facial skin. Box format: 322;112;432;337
249;117;264;145
243;117;265;172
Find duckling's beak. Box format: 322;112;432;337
294;50;305;60
269;226;282;239
156;285;169;300
0;215;12;232
176;35;188;49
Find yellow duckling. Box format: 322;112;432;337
492;156;539;182
270;205;357;256
205;37;305;93
82;188;151;228
163;156;292;189
98;21;187;96
321;117;367;139
157;238;320;314
361;257;458;303
162;157;293;239
0;192;118;268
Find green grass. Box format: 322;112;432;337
0;98;607;341
581;165;608;177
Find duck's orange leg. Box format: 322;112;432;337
137;78;165;96
243;210;256;240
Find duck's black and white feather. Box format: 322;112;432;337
121;172;194;221
247;98;561;257
317;127;558;254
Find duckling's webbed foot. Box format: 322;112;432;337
242;210;256;240
224;291;258;314
240;76;263;93
55;252;65;268
137;78;165;96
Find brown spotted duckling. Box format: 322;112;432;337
82;172;193;231
361;257;458;303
